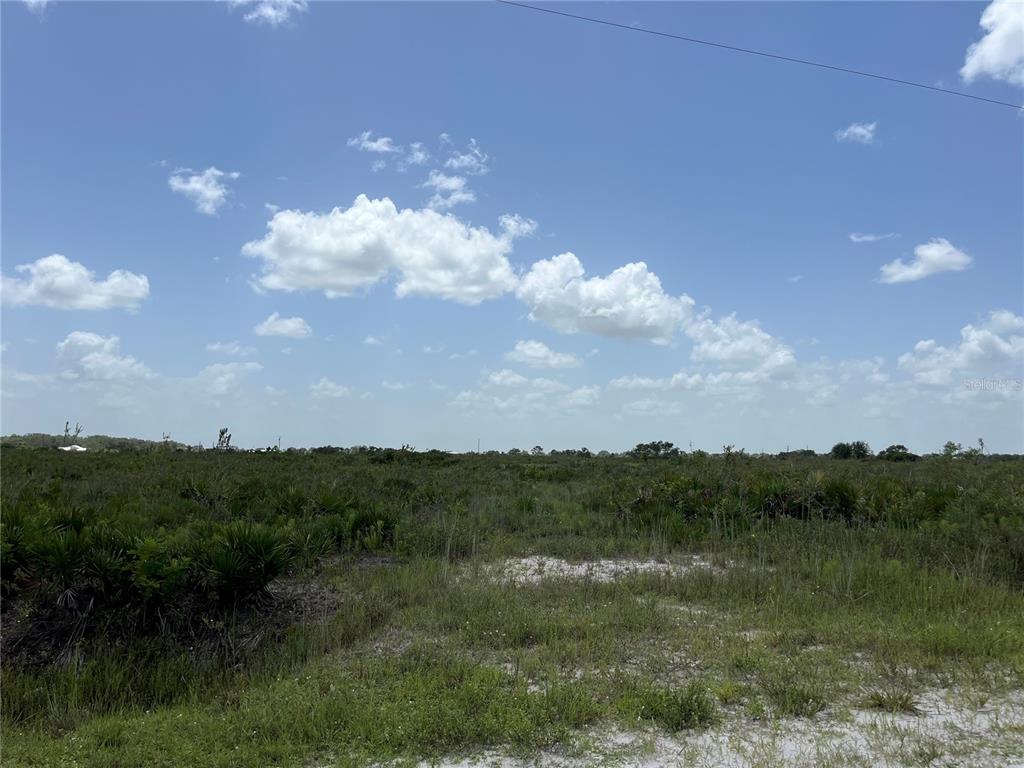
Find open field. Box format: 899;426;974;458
2;447;1023;767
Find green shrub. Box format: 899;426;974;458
196;521;293;604
634;681;717;731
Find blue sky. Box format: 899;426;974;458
2;0;1022;453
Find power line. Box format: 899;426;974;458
496;0;1024;112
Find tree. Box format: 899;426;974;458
216;428;232;450
830;442;853;460
850;440;872;459
63;421;83;446
629;441;679;459
530;445;544;456
878;444;918;462
942;441;962;459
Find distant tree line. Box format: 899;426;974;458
2;432;1016;460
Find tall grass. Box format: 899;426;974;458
2;448;1022;762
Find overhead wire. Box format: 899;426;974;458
495;0;1024;111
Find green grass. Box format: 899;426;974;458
2;448;1023;766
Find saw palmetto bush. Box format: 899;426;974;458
195;521;293;604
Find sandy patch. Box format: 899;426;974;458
411;687;1024;768
482;555;721;585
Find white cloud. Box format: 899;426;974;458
24;0;49;14
346;130;401;154
506;339;581;369
607;316;795;400
2;254;149;311
834;122;877;144
562;385;600;408
381;380;407;391
371;159;386;173
878;238;973;284
421;170;475;210
961;0;1024;86
850;232;898;243
56;332;153;381
484;369;569;393
609;372;703;392
444;138;489;175
622;398;682;417
684;312;795;373
364;335;383;346
243;195;531;304
168;167;240;215
786;275;803;283
516;252;692;344
530;377;570;394
452;368;590;417
486;369;529;388
253;312;312;338
230;0;308;25
898;310;1024;387
838;357;890;386
397;142;431;172
310;377;350;398
196;362;262;396
206;341;256;357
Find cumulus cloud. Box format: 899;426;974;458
206;341;256;357
484;369;568;392
253;312;312;338
242;195;532;304
898;309;1024;386
486;369;529;388
878;238;973;284
621;398;682;417
2;254;149;311
168;167;240;215
364;335;383;346
444;138;489;175
310;377;350;398
230;0;308;25
56;332;154;381
196;362;263;396
506;339;581;369
961;0;1024;86
606;310;796;401
381;380;407;391
24;0;49;14
516;253;693;344
838;357;890;386
850;232;898;243
453;373;595;417
609;372;703;392
834;122;877;144
683;312;795;373
562;385;600;408
347;130;401;154
421;170;475;210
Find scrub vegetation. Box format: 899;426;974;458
2;445;1022;767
